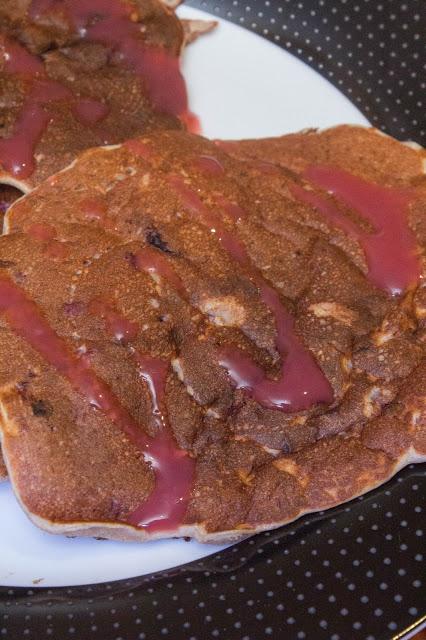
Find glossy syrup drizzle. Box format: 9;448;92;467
127;354;194;531
133;247;188;300
2;0;198;179
123;138;154;160
216;196;247;223
30;0;198;126
0;37;108;178
193;155;225;175
0;38;70;178
72;98;109;126
27;222;69;259
88;298;139;343
79;197;117;230
27;222;57;241
0;276;194;532
79;197;108;222
292;166;420;295
169;176;333;412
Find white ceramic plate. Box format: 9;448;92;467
181;6;368;138
0;6;368;588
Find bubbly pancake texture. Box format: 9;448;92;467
0;0;214;199
0;125;424;542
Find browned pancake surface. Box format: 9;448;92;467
0;0;215;202
0;0;184;55
220;126;425;187
0;126;424;541
0;40;181;189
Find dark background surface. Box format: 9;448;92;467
1;1;425;639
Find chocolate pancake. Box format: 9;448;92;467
0;0;215;202
0;126;424;542
0;0;190;55
218;125;426;188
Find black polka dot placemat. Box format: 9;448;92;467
1;465;425;639
186;0;425;145
1;3;425;639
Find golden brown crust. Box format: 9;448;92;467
0;41;182;191
0;0;215;201
0;125;424;539
0;0;185;55
220;125;426;187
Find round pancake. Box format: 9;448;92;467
0;0;215;202
0;126;424;541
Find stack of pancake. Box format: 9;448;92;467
0;1;424;543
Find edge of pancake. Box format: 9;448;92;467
0;175;31;206
0;0;215;196
221;124;426;182
0;124;425;538
2;145;122;234
5;123;426;233
2;437;423;543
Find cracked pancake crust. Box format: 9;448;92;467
0;0;214;201
0;125;424;542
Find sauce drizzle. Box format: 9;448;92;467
133;247;188;300
0;38;108;178
169;176;333;412
292;166;420;295
128;354;194;531
1;0;198;179
0;276;193;532
73;98;110;126
88;298;139;343
79;197;116;230
27;222;69;259
27;222;57;241
30;0;197;126
193;155;225;175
